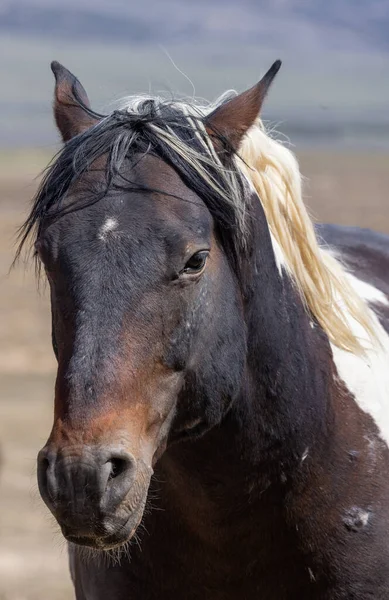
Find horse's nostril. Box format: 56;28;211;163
37;450;58;506
102;452;137;510
39;456;49;486
40;456;50;472
37;446;137;521
108;457;128;480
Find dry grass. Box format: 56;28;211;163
0;149;388;599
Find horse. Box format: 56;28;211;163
18;59;389;599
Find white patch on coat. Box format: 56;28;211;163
347;275;389;307
308;567;316;582
343;506;371;530
269;232;286;276
364;434;379;465
331;272;389;447
98;217;118;241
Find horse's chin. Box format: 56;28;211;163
62;498;147;551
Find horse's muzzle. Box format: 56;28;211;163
37;444;149;549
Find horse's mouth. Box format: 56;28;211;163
65;522;132;550
61;501;146;550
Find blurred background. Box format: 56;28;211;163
0;1;388;598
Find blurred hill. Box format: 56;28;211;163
1;0;388;50
0;0;388;148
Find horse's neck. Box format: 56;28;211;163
243;256;334;469
240;198;335;468
157;285;335;559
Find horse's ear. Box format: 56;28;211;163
206;60;281;153
51;61;100;142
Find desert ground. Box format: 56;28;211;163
0;148;388;599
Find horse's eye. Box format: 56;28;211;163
182;251;209;275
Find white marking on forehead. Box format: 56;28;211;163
331;272;389;447
98;217;118;241
301;447;309;462
359;510;370;526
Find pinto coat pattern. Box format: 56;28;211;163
19;61;389;599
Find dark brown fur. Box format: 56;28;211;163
23;63;389;599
